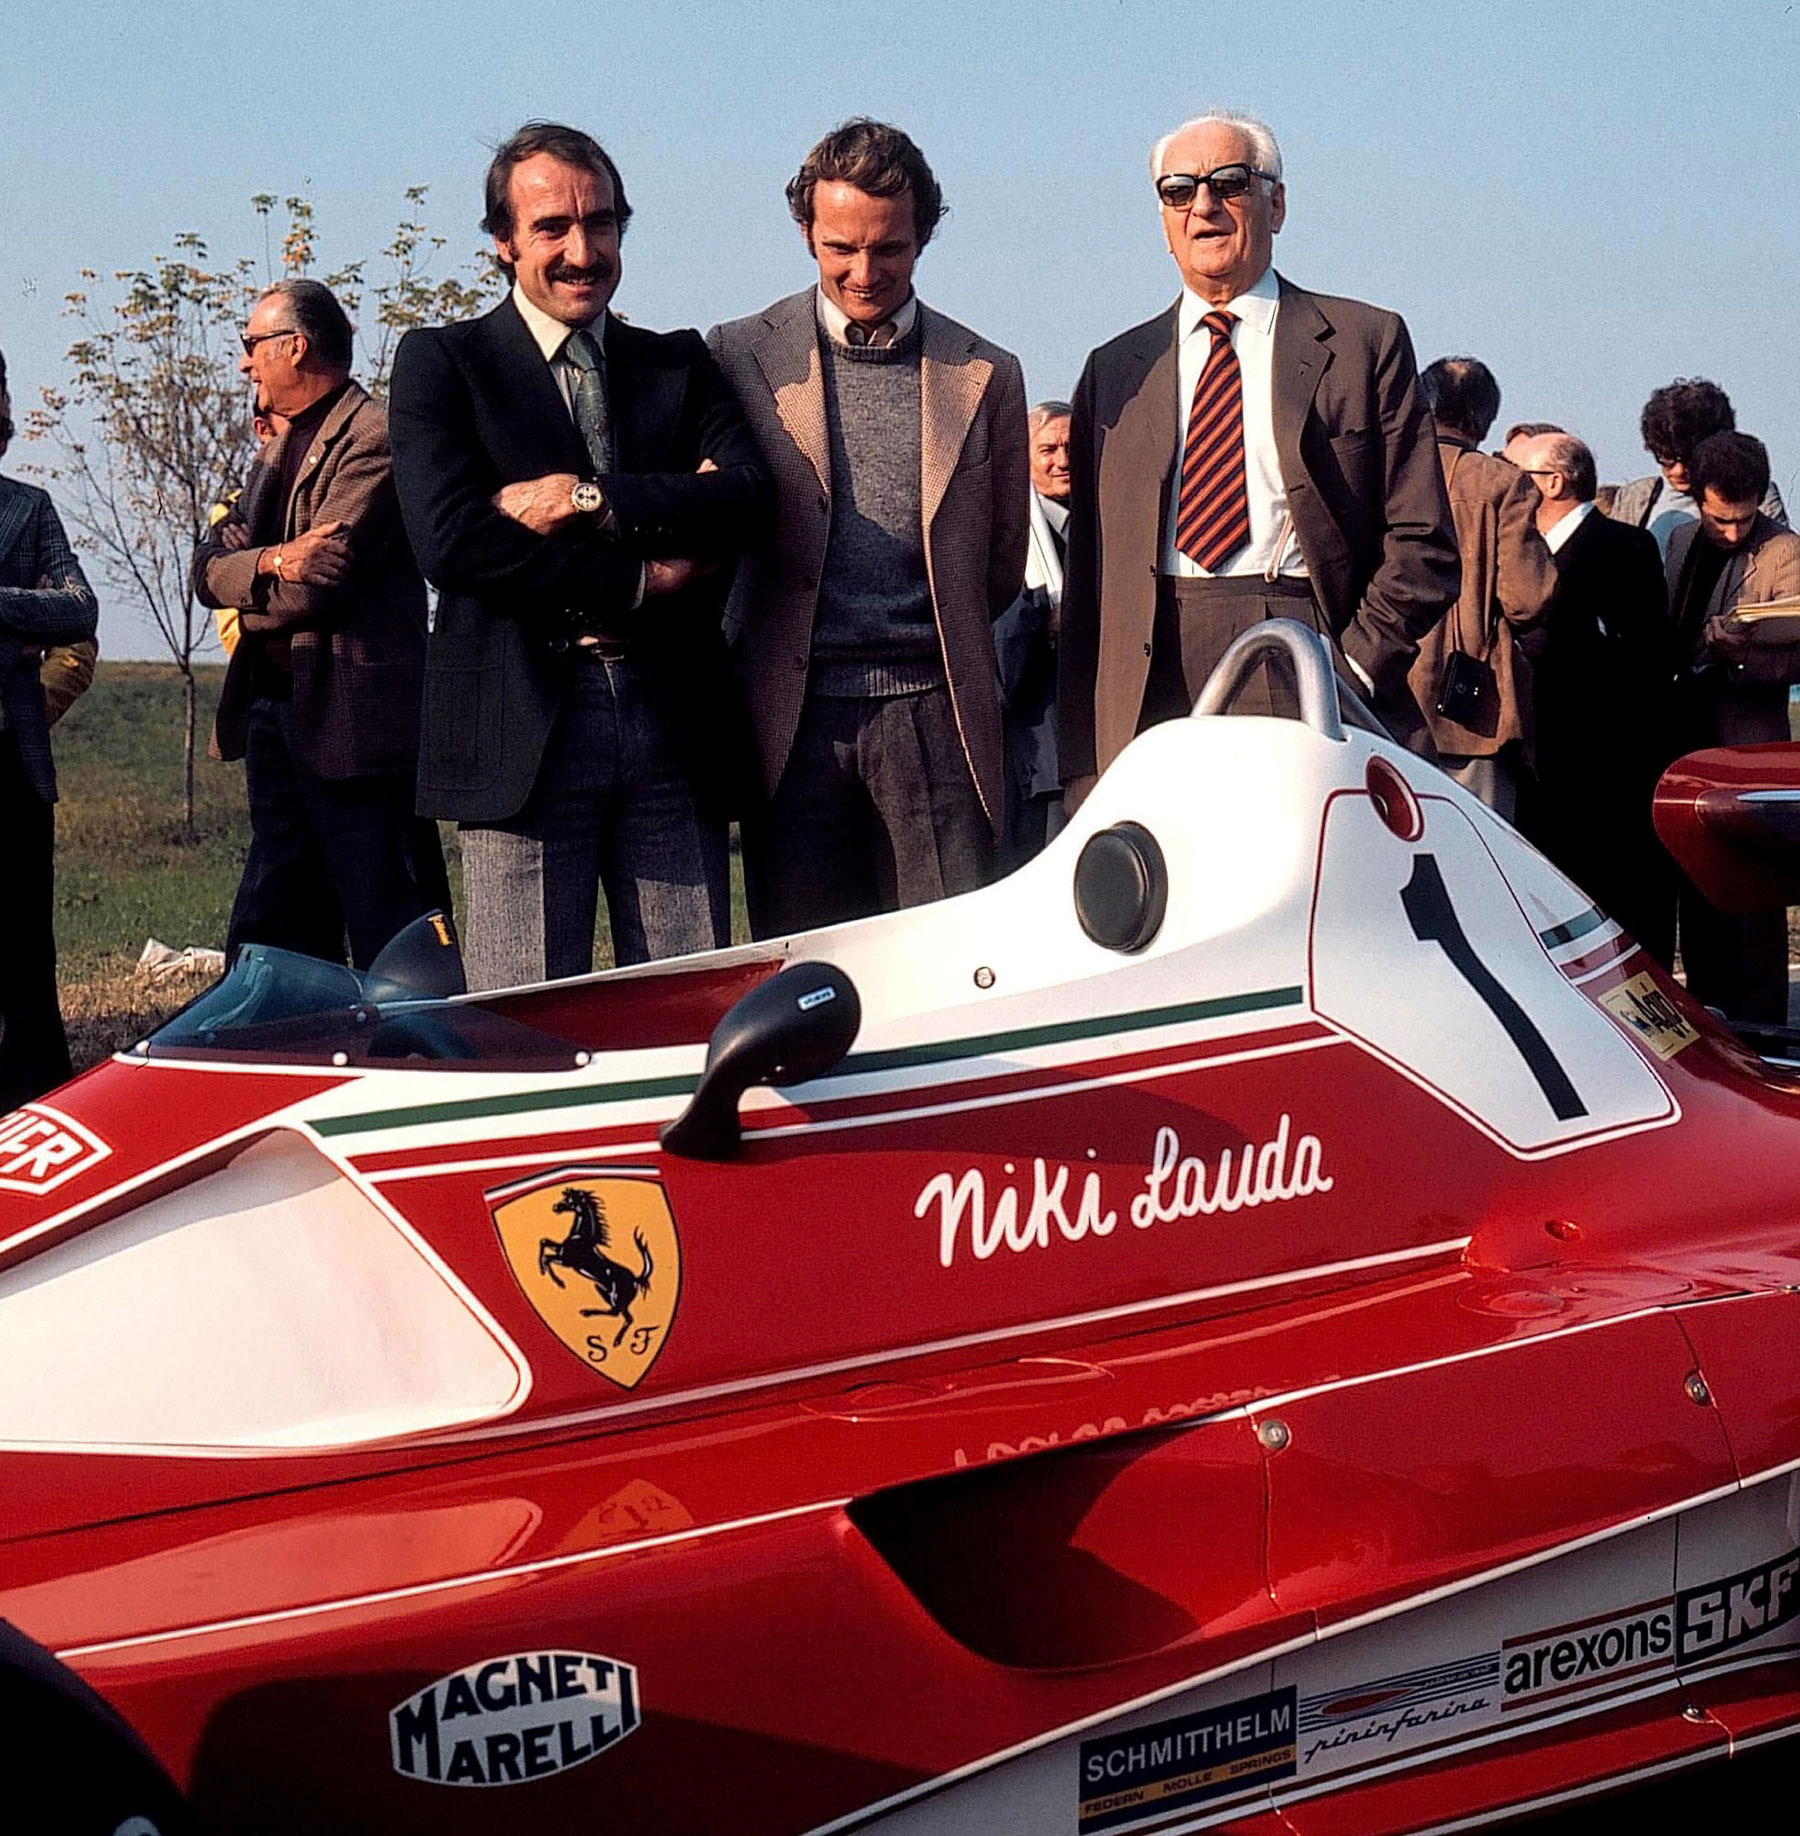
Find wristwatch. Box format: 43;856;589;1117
571;480;605;515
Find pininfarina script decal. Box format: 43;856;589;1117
919;1117;1334;1268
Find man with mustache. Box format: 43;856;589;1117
390;121;772;985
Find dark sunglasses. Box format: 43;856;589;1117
240;328;299;357
1155;165;1276;209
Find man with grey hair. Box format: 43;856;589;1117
197;277;441;969
994;398;1072;868
1058;110;1457;800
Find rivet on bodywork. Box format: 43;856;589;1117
1680;1704;1708;1724
1257;1418;1291;1452
973;967;996;990
1684;1374;1712;1407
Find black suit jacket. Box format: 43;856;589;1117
1534;509;1670;792
388;299;773;822
1058;278;1458;779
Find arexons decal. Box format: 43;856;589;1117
1502;1598;1673;1707
1599;973;1699;1061
390;1650;640;1787
1077;1687;1296;1833
488;1167;681;1389
0;1103;110;1196
920;1116;1333;1268
1297;1654;1498;1769
1678;1546;1800;1663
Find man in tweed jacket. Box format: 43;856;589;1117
710;120;1028;936
0;349;99;1107
196;279;439;970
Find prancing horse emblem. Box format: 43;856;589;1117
488;1168;682;1390
541;1186;653;1348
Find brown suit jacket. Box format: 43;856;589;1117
707;290;1030;832
198;382;427;780
1667;513;1800;747
1408;435;1556;759
1058;276;1459;779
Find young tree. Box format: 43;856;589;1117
26;193;499;832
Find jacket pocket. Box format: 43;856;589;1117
421;663;496;792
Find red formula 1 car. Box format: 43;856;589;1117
7;622;1800;1836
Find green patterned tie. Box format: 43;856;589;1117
562;326;614;473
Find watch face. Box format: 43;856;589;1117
572;482;604;514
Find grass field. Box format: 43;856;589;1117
48;660;749;1071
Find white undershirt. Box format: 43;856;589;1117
1542;500;1595;556
1160;265;1305;580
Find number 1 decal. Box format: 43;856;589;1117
1400;854;1588;1121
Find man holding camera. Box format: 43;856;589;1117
390;121;771;985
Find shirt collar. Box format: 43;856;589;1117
1178;264;1279;341
512;281;605;364
1037;493;1070;535
1544;499;1596;555
815;285;919;348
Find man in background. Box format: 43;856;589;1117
993;399;1071;871
1664;431;1800;1022
710;119;1028;935
1612;378;1786;557
196;278;440;970
1510;430;1673;959
0;346;100;1108
1408;356;1555;819
1058;110;1457;806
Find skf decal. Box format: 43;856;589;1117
921;1116;1332;1268
0;1104;110;1196
1599;973;1699;1061
489;1168;681;1389
1077;1687;1296;1833
390;1650;639;1787
1502;1598;1673;1706
1678;1546;1800;1663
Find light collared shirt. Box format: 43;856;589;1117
1542;499;1595;556
1160;265;1306;581
815;286;919;349
511;281;606;419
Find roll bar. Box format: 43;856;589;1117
1191;617;1391;744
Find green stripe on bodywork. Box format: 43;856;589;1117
308;983;1307;1140
1539;907;1606;950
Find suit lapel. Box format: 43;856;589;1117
920;307;992;533
0;481;40;579
480;297;589;475
1099;306;1179;566
285;383;367;536
1272;277;1332;478
749;291;831;494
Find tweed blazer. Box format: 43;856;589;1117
198;383;427;780
1667;513;1800;746
1408;436;1555;760
1058;276;1459;780
0;475;100;802
708;290;1030;832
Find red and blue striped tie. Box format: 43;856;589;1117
1175;310;1251;571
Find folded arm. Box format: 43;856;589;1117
0;498;100;645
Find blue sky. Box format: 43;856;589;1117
5;0;1799;657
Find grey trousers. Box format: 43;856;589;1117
460;657;729;989
744;683;992;938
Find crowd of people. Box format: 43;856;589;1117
2;106;1796;1112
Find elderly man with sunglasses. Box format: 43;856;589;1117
1058;111;1458;805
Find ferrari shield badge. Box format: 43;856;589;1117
488;1168;681;1389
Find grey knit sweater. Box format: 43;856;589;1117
810;327;941;697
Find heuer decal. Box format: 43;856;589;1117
921;1116;1332;1269
1678;1546;1800;1663
1599;973;1699;1061
1501;1597;1673;1706
489;1168;680;1388
0;1103;110;1196
390;1649;639;1787
1298;1654;1498;1768
1077;1687;1296;1833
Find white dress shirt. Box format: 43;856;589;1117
1160;265;1306;581
1542;499;1595;556
815;287;919;349
511;281;605;418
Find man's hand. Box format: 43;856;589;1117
493;474;584;535
1704;614;1758;661
259;521;351;587
645;558;719;596
221;522;250;552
